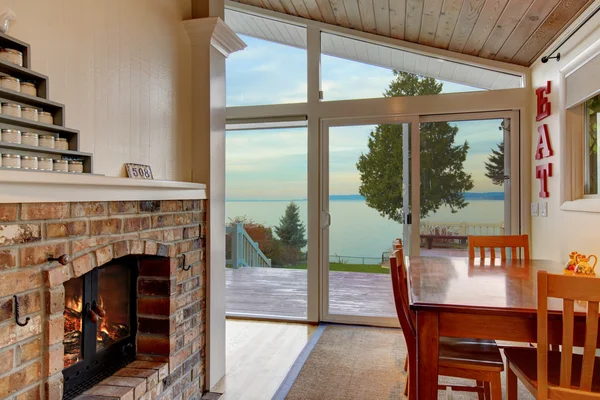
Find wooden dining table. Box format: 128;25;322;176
407;256;594;400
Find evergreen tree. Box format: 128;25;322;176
484;141;505;186
275;202;307;250
356;71;474;222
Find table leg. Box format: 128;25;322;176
416;311;439;400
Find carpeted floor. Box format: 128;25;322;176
280;325;535;400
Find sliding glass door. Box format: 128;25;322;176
320;117;419;327
319;112;518;326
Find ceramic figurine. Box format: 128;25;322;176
565;251;580;272
575;254;598;276
0;8;15;34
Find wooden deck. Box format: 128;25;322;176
225;248;466;319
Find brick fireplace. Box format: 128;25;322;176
0;199;206;400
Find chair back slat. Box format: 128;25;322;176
581;301;599;391
560;299;575;388
468;234;530;260
538;271;600;398
390;246;415;351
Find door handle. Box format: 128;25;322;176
321;211;331;228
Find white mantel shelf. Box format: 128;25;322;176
0;170;207;203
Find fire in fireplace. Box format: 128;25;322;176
63;256;138;399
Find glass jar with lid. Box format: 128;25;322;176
1;129;20;144
53;159;68;172
0;49;23;66
55;138;68;151
21;107;38;121
39;135;55;149
68;160;83;173
38;111;53;124
0;76;19;91
1;154;20;168
20;82;36;96
21;132;38;146
21;156;38;170
1;103;21;117
38;157;53;171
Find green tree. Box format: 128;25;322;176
484;141;505;186
275;201;307;250
356;71;474;222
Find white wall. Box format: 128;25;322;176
530;0;600;261
0;0;193;180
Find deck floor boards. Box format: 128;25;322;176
225;248;467;319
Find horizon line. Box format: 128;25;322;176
226;191;504;202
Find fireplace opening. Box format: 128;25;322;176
63;256;139;400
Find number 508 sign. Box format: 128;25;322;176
125;163;153;180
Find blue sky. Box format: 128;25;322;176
226;35;504;200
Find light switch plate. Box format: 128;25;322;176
531;202;539;216
540;202;548;217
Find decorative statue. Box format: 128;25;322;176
0;8;15;34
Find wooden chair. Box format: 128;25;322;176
468;234;530;260
504;271;600;399
390;243;504;399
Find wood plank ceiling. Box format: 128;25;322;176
230;0;596;66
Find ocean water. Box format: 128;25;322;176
226;200;504;259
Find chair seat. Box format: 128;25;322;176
439;337;504;371
504;347;600;392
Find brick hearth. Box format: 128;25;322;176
0;200;206;400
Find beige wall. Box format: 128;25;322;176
530;0;600;261
0;0;193;180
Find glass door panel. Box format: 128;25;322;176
418;117;510;257
225;126;308;320
323;121;415;325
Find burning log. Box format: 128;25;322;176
64;307;82;333
64;330;82;367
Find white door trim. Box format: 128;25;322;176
319;115;419;327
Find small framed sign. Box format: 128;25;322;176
125;163;153;180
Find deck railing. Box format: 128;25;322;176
420;221;505;236
226;223;272;269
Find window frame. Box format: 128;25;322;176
560;36;600;212
225;1;531;324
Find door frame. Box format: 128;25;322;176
319;115;419;328
318;110;520;327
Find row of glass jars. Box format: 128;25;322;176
0;75;36;96
0;153;83;173
0;130;67;150
0;103;53;124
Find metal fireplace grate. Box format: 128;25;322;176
63;355;135;400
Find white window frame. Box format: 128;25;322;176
560;36;600;212
224;1;531;324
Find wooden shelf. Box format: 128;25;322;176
0;166;96;175
0;32;31;68
0;87;65;125
0;59;48;98
0;33;92;171
0;141;90;157
0;114;79;150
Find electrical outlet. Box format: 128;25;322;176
540;202;548;217
531;202;539;216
